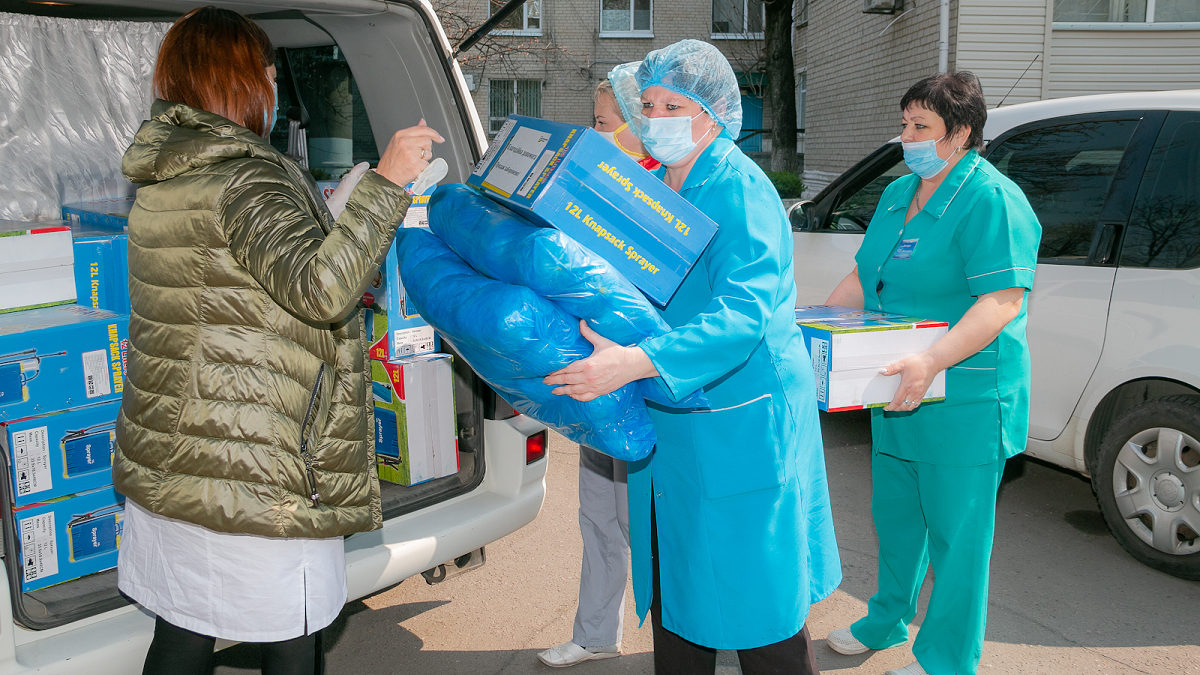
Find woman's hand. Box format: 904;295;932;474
880;352;938;412
375;119;445;188
543;321;660;402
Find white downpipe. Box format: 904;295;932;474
938;0;950;73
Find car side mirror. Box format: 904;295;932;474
787;200;817;232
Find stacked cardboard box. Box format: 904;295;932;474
0;221;76;314
795;305;949;412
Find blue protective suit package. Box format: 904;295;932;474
393;227;656;461
427;184;705;408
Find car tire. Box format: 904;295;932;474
1093;395;1200;580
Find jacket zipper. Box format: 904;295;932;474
299;366;325;507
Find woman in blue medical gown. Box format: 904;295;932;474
545;40;841;675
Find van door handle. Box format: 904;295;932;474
1092;221;1124;265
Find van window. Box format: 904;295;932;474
988;119;1139;261
826;152;910;232
1120;112;1200;269
270;46;380;181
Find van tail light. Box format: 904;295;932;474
526;430;547;464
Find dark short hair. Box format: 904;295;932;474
900;72;987;151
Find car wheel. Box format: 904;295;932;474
1094;395;1200;580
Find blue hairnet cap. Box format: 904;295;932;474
608;61;644;138
635;39;742;140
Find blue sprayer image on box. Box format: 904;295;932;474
0;305;129;421
466;115;719;306
3;401;120;506
15;485;124;592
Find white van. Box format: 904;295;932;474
790;90;1200;581
0;1;549;672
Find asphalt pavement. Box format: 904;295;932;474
215;411;1200;675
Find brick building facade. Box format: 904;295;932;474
440;0;772;153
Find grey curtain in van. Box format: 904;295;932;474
0;13;170;222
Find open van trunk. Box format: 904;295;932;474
0;0;505;631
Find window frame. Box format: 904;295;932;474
598;0;654;37
981;110;1166;266
490;0;543;36
487;78;543;136
711;0;765;39
795;70;807;134
1053;0;1200;29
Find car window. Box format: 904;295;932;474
269;46;380;181
1120;112;1200;269
825;152;910;232
988;119;1139;261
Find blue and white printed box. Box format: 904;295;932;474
466;115;719;306
14;485;124;592
0;305;129;421
795;305;949;412
372;353;458;486
61;198;133;231
372;179;441;362
2;401;120;507
72;229;129;315
0;221;76;314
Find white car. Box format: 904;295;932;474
790;90;1200;580
0;1;548;672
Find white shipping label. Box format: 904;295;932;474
483;127;551;197
810;337;830;405
12;426;53;497
393;326;436;357
473;118;518;176
81;349;112;398
517;149;556;198
20;512;58;583
402;206;429;229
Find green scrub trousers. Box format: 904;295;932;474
851;454;1006;675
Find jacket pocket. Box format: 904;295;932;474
691;394;784;500
299;362;334;506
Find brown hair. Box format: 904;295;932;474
593;80;625;122
153;7;276;136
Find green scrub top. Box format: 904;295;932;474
854;150;1042;466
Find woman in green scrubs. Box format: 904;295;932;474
823;72;1042;675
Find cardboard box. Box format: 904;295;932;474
72;229;129;315
13;485;123;593
0;305;129;421
371;353;458;486
61;198;133;231
466;115;719;306
795;305;949;412
372;178;441;362
0;221;76;314
2;402;120;507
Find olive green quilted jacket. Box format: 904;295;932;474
113;100;409;538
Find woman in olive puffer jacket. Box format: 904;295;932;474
112;8;443;674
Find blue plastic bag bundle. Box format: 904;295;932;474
426;184;706;408
394;227;656;460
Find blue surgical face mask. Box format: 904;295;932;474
901;134;951;179
640;111;713;165
263;80;278;137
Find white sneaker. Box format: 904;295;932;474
885;663;929;675
536;641;620;668
826;627;871;656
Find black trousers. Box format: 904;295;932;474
142;616;325;675
650;502;820;675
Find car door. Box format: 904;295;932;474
791;144;908;305
983;112;1164;442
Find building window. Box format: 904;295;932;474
491;0;542;34
488;80;541;134
600;0;652;36
796;0;809;24
795;71;806;133
1055;0;1200;23
712;0;765;37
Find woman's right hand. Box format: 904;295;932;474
375;119;445;188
